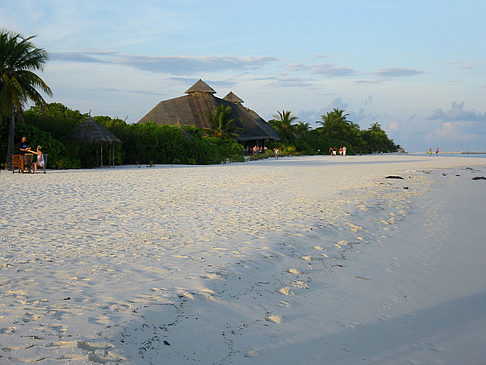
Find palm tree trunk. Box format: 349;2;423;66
6;107;15;171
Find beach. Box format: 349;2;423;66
1;155;486;364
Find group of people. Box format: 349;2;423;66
428;147;439;156
244;145;280;159
245;145;268;155
18;136;45;173
329;146;347;156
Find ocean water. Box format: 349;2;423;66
411;153;486;159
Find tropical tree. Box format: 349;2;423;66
203;104;241;139
294;121;311;138
361;122;398;153
0;29;52;168
317;108;362;149
317;108;350;131
268;110;298;143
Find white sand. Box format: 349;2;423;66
1;155;486;364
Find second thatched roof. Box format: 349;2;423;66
70;117;121;145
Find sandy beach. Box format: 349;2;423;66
1;155;486;364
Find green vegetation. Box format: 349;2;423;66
0;102;399;169
0;29;52;168
268;109;399;156
1;102;245;168
203;105;242;140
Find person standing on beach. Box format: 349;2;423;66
436;147;439;156
274;147;279;159
343;146;347;156
19;136;30;155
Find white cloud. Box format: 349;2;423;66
388;122;401;131
427;102;486;122
426;121;482;143
50;51;277;75
370;68;425;78
289;63;357;77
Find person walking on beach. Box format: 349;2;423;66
428;148;433;156
342;146;347;156
28;146;45;173
274;147;279;159
436;147;439;156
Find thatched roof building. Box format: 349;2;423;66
71;117;121;145
138;80;280;144
70;117;121;167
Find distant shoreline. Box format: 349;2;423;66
411;151;486;155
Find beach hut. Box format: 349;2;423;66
138;80;280;147
70;117;121;167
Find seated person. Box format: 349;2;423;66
19;136;30;155
28;146;45;173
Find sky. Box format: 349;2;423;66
2;0;485;151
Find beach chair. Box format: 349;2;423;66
23;154;33;173
12;154;23;173
39;153;48;174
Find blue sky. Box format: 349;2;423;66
2;0;485;151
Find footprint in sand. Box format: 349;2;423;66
265;314;281;324
301;256;312;261
292;280;309;289
288;268;301;275
278;287;294;296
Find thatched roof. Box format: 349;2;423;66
185;79;216;94
71;117;121;144
139;80;280;142
223;92;244;104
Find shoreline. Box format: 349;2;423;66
1;155;486;364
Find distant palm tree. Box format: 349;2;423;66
317;108;350;129
294;121;311;137
203;105;241;139
369;122;382;132
269;110;297;143
1;29;52;168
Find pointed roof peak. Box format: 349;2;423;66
185;79;216;94
223;91;244;104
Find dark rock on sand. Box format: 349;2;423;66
386;175;404;179
472;176;486;180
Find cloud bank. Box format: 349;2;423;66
50;51;277;75
427;102;486;122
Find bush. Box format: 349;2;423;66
204;136;245;163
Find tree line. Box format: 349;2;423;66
268;109;399;156
0;102;246;168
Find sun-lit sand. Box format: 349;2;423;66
1;155;486;364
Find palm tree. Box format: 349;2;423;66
1;29;52;169
317;108;350;130
268;110;297;143
203;105;241;139
294;121;311;138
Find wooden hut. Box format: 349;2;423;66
138;80;280;147
70;117;121;167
